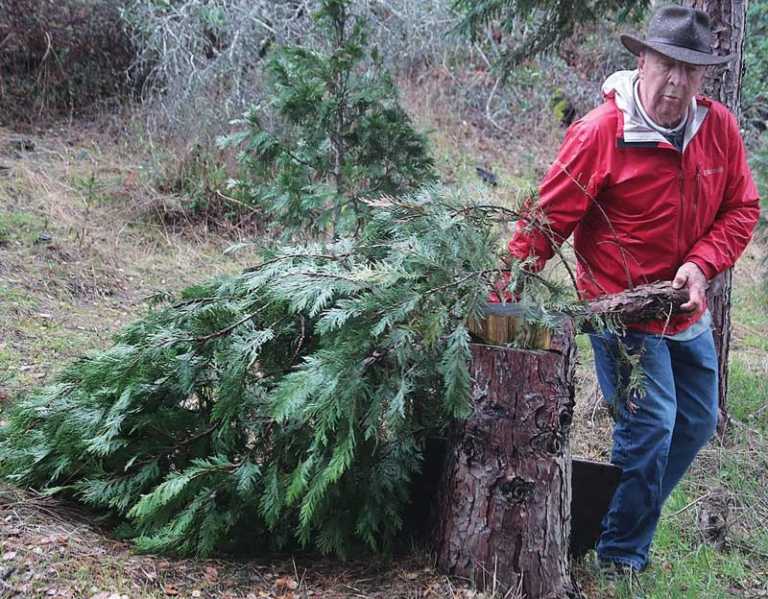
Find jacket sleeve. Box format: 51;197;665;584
684;112;761;279
508;120;608;271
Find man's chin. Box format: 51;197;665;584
657;112;685;128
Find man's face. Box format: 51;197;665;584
637;49;706;127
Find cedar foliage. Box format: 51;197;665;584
219;0;435;237
452;0;649;74
0;0;451;559
0;190;572;558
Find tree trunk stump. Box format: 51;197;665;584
435;323;579;598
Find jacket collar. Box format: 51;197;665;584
602;69;709;152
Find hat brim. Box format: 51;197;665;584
620;34;734;66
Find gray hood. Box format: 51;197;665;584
601;69;708;151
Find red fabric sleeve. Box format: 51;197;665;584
684;113;761;279
508;121;608;271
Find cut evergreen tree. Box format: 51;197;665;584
0;187;689;558
219;0;435;238
1;188;575;558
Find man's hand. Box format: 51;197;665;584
489;270;516;303
489;253;524;303
672;262;708;312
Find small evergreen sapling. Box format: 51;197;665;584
220;0;435;238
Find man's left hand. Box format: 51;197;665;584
672;262;708;312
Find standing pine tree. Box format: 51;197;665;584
220;0;435;238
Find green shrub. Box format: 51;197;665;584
0;0;138;123
743;0;768;137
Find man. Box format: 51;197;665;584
505;6;760;574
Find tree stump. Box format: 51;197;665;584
435;323;579;598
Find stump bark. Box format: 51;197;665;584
435;323;579;598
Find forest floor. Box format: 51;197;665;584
1;81;768;598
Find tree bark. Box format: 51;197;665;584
681;0;748;433
471;281;689;348
580;281;688;326
435;324;580;598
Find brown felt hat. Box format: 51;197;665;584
621;5;734;66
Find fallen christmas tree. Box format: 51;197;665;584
0;0;460;559
0;189;542;557
0;188;689;561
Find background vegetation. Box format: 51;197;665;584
0;0;766;597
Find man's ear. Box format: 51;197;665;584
637;51;645;75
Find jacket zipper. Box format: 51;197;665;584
678;159;685;264
693;164;701;236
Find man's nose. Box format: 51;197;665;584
668;64;689;87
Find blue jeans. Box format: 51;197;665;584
590;328;719;571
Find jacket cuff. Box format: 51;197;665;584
507;241;547;272
684;256;717;280
508;230;550;273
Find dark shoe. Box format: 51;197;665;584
597;559;641;582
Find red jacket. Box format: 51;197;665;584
508;70;761;334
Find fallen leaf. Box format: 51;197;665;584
163;585;179;596
204;565;219;581
2;551;17;560
274;577;298;592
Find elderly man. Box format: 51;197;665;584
505;6;760;574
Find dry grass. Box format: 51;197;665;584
400;69;564;189
0;124;259;394
1;483;481;599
